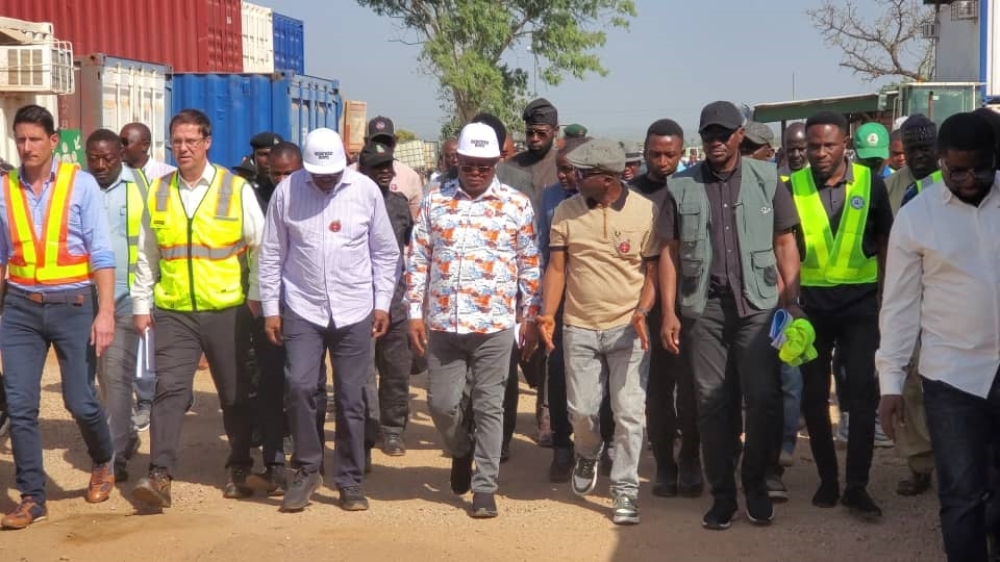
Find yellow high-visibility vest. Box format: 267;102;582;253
4;163;92;286
125;168;149;290
147;165;247;311
791;164;878;287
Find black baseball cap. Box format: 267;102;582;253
367;116;395;141
358;141;394;168
699;101;744;133
250;131;283;149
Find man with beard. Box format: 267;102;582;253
508;98;560;198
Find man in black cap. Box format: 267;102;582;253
348;115;425;219
508;98;560;198
658;101;801;530
249;131;283;207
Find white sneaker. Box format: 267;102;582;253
874;418;894;448
571;455;599;497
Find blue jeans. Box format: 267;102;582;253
1;288;113;504
923;374;1000;562
780;364;802;454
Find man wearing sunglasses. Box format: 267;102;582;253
509;98;560;199
407;123;541;519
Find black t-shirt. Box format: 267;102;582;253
788;164;894;317
629;173;669;209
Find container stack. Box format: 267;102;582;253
0;1;341;170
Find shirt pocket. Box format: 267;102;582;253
610;228;644;262
678;204;703;241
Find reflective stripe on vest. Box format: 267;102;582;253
3;163;92;286
147;165;246;311
915;170;944;194
790;164;878;287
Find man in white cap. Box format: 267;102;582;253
407;122;541;518
258;128;399;512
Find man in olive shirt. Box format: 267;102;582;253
508;98;560;198
658;101;801;530
629;118;703;499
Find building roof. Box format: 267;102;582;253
752;92;897;123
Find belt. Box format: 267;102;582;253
6;285;91;305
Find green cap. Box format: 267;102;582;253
566;138;626;175
853;123;889;160
563;123;588;138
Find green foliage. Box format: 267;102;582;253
357;0;636;138
395;128;418;142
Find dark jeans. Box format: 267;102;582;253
284;308;371;489
2;288;113;504
646;307;700;475
149;306;255;476
252;316;287;466
924;374;1000;562
800;312;879;490
685;296;780;507
364;309;412;442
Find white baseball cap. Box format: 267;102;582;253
457;123;500;159
302;128;347;174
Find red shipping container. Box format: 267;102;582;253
0;0;242;72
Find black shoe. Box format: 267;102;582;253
652;467;678;498
339;486;369;511
280;469;322;512
812;481;840;508
766;474;789;503
701;501;737;531
598;445;613;477
896;471;932;496
745;490;775;526
247;466;287;497
500;442;511;464
450;451;474;495
223;466;254;499
549;447;574;483
678;459;704;498
470;492;498;518
365;447;373;474
841;487;883;520
114;461;129;483
383;434;406;457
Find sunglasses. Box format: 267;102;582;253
701;129;736;144
459;164;494;175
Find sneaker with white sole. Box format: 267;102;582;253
571;455;598;497
874;417;894;448
612;495;640;525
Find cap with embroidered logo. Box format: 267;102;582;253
457;123;500;159
302;128;347;174
853;123;889;160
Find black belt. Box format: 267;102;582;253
6;285;92;305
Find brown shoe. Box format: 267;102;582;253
133;468;172;508
223;466;254;499
86;462;115;503
1;497;47;529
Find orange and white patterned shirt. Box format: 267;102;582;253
406;177;540;334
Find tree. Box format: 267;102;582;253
395;128;418;142
356;0;636;137
808;0;935;82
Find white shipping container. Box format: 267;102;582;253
0;92;59;166
242;1;274;74
59;54;172;162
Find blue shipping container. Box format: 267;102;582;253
170;72;341;169
273;12;305;74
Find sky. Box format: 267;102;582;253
256;0;902;142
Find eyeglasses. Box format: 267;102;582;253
170;137;206;149
526;127;553;138
575;169;607;182
459;164;494;175
941;160;996;184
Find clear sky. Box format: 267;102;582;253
256;0;901;142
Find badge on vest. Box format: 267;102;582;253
850;196;865;210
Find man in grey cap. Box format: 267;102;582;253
537;137;659;525
658;101;801;530
623;144;643;181
741;122;776;161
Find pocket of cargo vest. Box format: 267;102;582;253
678;204;703;241
679;258;703;294
751;250;778;286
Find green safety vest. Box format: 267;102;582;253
668;158;780;318
790;164;877;287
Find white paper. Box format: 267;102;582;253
134;327;156;380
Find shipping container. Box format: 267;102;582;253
0;92;59;166
272;12;304;74
241;1;273;74
340;99;368;153
58;54;172;162
0;0;242;72
171;72;341;169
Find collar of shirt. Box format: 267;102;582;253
178;161;216;189
813;159;854;190
941;175;1000;207
17;159;59;184
103;166;136;192
705;158;740;182
305;169;353;194
443;176;502;201
585;181;629;210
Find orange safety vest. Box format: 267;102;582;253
4;163;91;286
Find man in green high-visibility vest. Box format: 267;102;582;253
789;111;894;522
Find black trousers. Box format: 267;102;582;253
800;312;879;490
502;344;548;448
149;306;255;475
252;317;288;467
646;307;700;474
685;296;780;506
364;310;412;444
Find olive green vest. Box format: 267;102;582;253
668;158;780;318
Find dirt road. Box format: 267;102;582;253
0;353;943;561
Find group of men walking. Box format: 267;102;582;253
1;98;999;561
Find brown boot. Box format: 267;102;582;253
86;461;115;503
1;497;47;530
133;468;172;508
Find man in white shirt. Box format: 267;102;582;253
876;112;1000;562
120;122;176;182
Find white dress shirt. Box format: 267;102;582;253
142;158;177;182
876;178;1000;399
132;161;266;315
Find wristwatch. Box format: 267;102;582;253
634;306;650;317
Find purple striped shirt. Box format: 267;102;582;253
258;168;400;328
